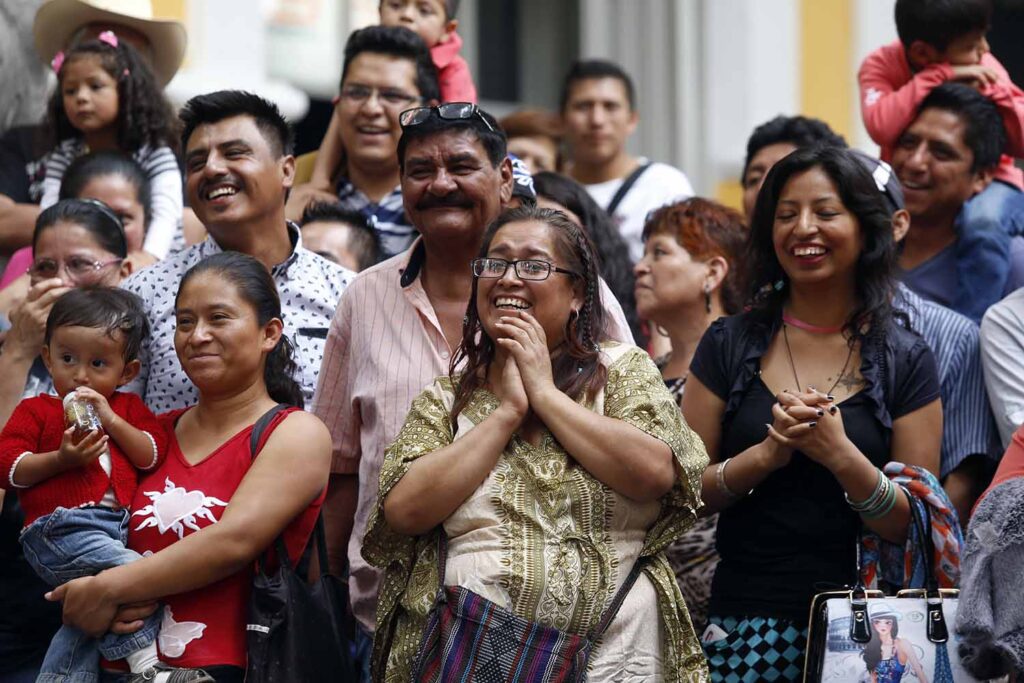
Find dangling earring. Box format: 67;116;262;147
704;285;712;314
463;315;469;326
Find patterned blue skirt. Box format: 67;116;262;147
703;615;808;683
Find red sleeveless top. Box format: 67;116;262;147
115;407;324;669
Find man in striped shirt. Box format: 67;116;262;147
312;105;632;679
856;149;999;522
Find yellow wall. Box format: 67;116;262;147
799;0;853;141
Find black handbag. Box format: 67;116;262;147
244;404;354;682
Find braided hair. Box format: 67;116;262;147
450;206;608;425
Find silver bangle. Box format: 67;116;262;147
716;458;748;500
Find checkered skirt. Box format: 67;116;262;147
704;615;808;683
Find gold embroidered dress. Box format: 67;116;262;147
363;343;710;682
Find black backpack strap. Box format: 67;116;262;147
249;403;292;569
249;404;290;456
605;162;652;216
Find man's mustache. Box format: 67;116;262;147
416;193;473;210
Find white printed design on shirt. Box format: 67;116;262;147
865;87;882;106
132;478;228;540
159;605;206;658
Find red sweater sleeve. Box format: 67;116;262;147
980;54;1024;159
439;56;477;104
117;391;168;471
858;42;954;148
0;399;47;490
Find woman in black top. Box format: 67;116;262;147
682;146;941;682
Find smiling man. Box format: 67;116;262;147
122;90;353;413
312;104;633;680
288;26;439;259
893;82;1024;318
561;59;694;262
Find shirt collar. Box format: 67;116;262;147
201;221;303;277
399;237;427;288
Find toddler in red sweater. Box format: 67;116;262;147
0;287;210;682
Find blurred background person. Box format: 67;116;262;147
300;200;380;272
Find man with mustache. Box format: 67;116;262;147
287;26;440;260
122;90;353;412
312;105;632;680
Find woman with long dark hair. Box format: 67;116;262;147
863;606;929;683
682;146;941;681
43;252;331;681
364;206;709;681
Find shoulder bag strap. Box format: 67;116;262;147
588;558;647;641
605;162;652;216
249;403;293;570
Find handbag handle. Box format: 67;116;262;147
432;530;646;641
249;403;299;572
850;484;946;644
904;486;949;644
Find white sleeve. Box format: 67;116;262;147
980;294;1024;450
139;146;183;258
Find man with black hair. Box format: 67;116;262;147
123;90;353;413
740;115;848;220
560;59;693;262
287;26;439;259
860;0;1024;322
893;83;1024;319
313;104;632;680
300;201;380;271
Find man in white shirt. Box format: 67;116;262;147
561;59;694;262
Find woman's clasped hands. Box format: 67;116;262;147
766;388;857;471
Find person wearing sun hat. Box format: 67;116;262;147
33;0;186;87
0;0;187;260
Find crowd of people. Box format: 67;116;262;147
2;0;1024;681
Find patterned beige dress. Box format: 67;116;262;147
363;343;711;682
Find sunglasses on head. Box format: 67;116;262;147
399;102;496;132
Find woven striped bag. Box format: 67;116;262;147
412;533;644;683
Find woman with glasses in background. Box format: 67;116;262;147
0;198;131;419
364;205;709;681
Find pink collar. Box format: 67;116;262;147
782;311;844;334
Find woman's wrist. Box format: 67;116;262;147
756;437;790;472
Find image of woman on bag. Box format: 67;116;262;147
363;206;710;682
864;604;929;683
682;146;942;682
42;253;333;682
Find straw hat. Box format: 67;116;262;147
868;603;901;623
34;0;186;87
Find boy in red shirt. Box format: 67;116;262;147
858;0;1024;322
0;287;209;683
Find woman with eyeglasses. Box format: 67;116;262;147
363;205;709;681
0;199;131;420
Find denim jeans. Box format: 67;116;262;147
353;624;373;683
955;180;1024;322
20;507;161;683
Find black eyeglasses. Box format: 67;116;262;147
399;102;495;132
471;258;579;281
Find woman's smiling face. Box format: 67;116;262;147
475;219;582;351
771;165;863;288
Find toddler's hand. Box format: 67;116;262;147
58;427;109;470
73;387;116;428
950;64;999;90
